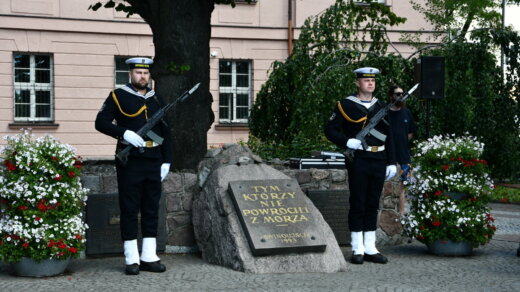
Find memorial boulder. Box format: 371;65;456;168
192;144;347;273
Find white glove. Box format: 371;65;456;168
123;130;144;148
346;138;362;150
385;165;397;181
160;163;170;181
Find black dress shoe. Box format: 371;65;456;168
350;253;364;264
140;260;166;273
125;263;139;275
364;253;388;264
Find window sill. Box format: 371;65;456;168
215;123;249;130
355;1;390;6
9;122;60;130
235;0;257;4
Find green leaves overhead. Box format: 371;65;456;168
409;0;520;40
88;0;134;17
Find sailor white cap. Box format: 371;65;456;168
353;67;380;78
125;57;153;69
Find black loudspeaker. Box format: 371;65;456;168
414;56;445;99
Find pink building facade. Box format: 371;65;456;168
0;0;433;159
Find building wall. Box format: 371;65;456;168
0;0;433;158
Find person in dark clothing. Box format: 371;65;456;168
387;85;417;216
325;67;397;265
95;57;172;275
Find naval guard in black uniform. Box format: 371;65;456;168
95;57;173;275
325;67;397;265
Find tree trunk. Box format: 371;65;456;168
135;0;215;171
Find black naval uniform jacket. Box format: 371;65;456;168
325;95;396;232
324;95;395;164
95;84;173;164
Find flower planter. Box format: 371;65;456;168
0;132;87;269
427;240;473;256
12;257;71;277
401;135;496;252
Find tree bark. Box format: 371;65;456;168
132;0;215;171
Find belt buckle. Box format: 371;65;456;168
144;141;153;147
371;146;379;152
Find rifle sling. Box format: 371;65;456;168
369;128;387;142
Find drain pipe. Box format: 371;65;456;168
288;0;293;56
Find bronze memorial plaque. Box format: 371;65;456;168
228;179;327;256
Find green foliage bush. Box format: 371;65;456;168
407;29;520;180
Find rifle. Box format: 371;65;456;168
345;83;419;161
115;82;201;166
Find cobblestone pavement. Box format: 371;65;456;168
1;204;519;292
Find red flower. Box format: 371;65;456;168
58;242;67;249
37;200;48;212
74;159;83;169
35;216;41;221
486;213;495;222
68;247;77;254
499;197;509;203
54;175;62;181
52;156;58;161
22;242;29;248
18;205;28;211
68;171;76;178
449;157;455;161
434;190;442;196
457;157;463;161
442;165;450;171
58;252;65;257
5;160;16;171
432;220;442;227
469;197;477;202
75;234;82;240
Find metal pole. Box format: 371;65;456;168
501;0;506;80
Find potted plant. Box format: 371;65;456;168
0;130;89;276
401;134;496;256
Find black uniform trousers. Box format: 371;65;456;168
116;155;162;241
346;154;386;232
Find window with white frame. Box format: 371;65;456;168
219;60;252;124
354;0;386;4
115;57;130;88
13;54;53;122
